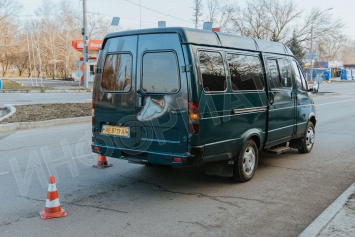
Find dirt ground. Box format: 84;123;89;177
0;103;91;124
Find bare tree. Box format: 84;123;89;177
0;0;22;40
191;0;203;28
204;0;237;32
54;0;82;79
293;7;344;47
0;0;22;75
11;34;28;76
206;0;219;23
341;40;355;64
87;13;111;39
317;34;347;61
232;0;302;41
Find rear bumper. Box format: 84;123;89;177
91;143;203;166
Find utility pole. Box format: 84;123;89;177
82;0;89;88
310;25;313;82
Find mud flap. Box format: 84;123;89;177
204;160;234;177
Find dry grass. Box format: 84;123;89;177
0;103;91;124
2;79;54;91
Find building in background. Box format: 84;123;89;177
72;40;102;82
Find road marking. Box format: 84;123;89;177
316;98;355;107
0;172;9;176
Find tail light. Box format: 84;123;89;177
92;99;95;126
188;102;199;134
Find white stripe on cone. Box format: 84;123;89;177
47;184;57;192
45;198;61;208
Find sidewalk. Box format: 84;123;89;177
299;182;355;237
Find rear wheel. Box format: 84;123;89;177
233;139;258;182
298;122;315;153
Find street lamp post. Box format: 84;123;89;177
309;7;333;82
82;0;89;89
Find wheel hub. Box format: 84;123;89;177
306;127;315;149
243;146;255;175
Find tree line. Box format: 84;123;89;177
192;0;355;66
0;0;111;79
1;0;354;79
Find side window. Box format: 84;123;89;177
227;54;264;91
101;53;132;92
278;59;292;88
142;52;179;93
267;58;292;89
199;51;226;92
267;59;282;89
292;60;307;91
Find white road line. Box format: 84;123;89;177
316;98;355;107
0;172;9;176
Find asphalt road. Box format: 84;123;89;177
0;82;354;237
0;92;91;106
0;78;92;106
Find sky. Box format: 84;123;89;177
18;0;355;40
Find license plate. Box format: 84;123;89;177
102;125;130;137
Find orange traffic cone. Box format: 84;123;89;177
39;176;67;220
93;154;112;168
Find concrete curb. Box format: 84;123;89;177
0;104;16;122
0;116;91;132
299;182;355;237
0;89;91;93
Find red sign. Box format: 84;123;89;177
72;40;102;51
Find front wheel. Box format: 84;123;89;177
233;140;258;182
298;122;315;153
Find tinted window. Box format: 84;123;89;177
199;51;226;92
292;60;307;91
267;59;292;89
278;59;292;88
227;54;264;91
101;53;132;91
142;52;179;93
267;59;282;89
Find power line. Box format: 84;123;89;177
124;0;193;24
86;11;157;25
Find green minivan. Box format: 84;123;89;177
91;27;316;182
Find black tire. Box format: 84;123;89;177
233;139;258;182
298;122;315;153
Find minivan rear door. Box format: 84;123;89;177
95;35;139;153
134;33;189;155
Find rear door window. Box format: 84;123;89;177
267;58;292;89
101;53;132;92
142;51;180;93
227;54;264;91
199;51;226;92
278;59;292;88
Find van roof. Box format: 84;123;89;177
103;27;293;56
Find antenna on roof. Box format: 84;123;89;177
158;21;166;28
203;22;213;31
